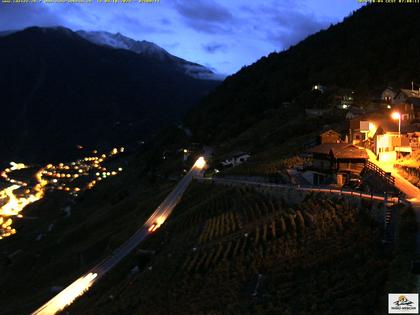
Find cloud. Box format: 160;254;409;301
240;0;299;14
108;13;165;34
175;0;232;22
160;18;172;25
0;3;63;30
173;0;234;33
0;0;360;75
202;42;227;53
267;10;328;49
164;42;180;50
236;2;329;51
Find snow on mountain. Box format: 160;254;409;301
0;28;223;80
77;31;167;57
77;30;223;81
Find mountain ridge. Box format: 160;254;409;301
0;27;223;81
0;26;219;162
76;30;223;81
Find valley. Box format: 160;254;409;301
0;3;419;315
0;147;125;239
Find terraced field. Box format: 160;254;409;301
70;182;414;315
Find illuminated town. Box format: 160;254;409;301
1;3;420;315
0;147;125;239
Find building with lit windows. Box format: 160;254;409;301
303;143;368;186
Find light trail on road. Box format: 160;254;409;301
32;273;98;315
31;157;206;315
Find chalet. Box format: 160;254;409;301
374;122;411;161
302;143;368;186
348;117;373;144
392;89;420;121
381;87;397;103
407;132;420;151
393;89;420;106
319;129;341;144
221;152;251;167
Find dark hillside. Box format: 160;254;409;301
0;124;193;314
187;4;420;143
0;27;218;162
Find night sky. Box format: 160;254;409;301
0;0;364;75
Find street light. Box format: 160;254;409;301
391;112;401;136
194;157;206;169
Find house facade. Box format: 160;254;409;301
381;87;397;103
373;124;412;161
392;89;420;121
407;132;420;151
348;118;373;144
302;143;368;186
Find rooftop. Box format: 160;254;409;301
320;129;341;137
307;143;368;159
399;89;420;100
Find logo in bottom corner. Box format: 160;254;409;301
389;294;418;314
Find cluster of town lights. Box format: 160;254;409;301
40;147;124;195
0;164;46;239
0;147;125;239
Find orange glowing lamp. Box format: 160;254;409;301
391;112;400;120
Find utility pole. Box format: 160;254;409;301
398;115;401;137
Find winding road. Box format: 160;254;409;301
364;149;420;291
31;157;206;315
30;150;420;314
198;177;401;204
